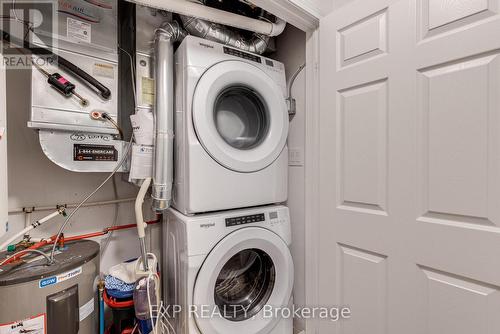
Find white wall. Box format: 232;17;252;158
3;68;161;272
297;0;356;16
274;25;307;333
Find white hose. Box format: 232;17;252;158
136;178;152;272
0;209;61;251
135;178;151;239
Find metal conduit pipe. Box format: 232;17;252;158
152;22;186;212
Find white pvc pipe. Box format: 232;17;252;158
126;0;286;36
0;210;61;250
135;178;151;239
135;178;152;272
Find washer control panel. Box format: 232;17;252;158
226;213;265;227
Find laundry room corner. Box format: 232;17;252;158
0;0;319;333
274;25;307;333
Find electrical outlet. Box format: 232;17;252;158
288;147;304;166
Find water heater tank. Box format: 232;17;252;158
0;240;100;334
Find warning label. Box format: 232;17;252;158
0;313;46;334
67;17;91;43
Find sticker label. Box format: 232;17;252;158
129;144;154;181
141;77;155;106
39;266;82;288
67;17;91;43
79;298;95;322
93;63;114;79
74;144;118;162
0;313;46;334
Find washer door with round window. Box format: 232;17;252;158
193;227;294;334
192;60;289;173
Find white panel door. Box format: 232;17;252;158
318;0;500;333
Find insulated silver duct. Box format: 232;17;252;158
178;0;285;54
180;15;273;54
152;21;186;212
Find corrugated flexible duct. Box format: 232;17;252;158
179;1;285;54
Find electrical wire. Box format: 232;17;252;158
0;248;50;266
157;302;175;334
49;136;134;263
287;63;305;99
118;46;138;107
146;270;176;334
100;174;120;258
147;272;157;334
102;112;124;140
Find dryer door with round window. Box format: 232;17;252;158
193;227;294;334
192;60;288;173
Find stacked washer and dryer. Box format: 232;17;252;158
164;35;294;334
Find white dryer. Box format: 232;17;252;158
163;205;294;334
173;36;289;214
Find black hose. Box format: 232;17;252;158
0;29;112;100
55;56;111;99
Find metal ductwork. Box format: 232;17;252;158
152;21;186;212
180;15;271;54
179;0;285;54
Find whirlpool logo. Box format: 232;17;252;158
199;42;214;49
200;223;215;229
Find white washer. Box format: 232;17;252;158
173;36;289;214
163;205;294;334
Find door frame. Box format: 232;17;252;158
303;28;321;334
258;2;321;333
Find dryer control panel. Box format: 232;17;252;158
223;47;262;64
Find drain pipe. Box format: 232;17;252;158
151;22;186;212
